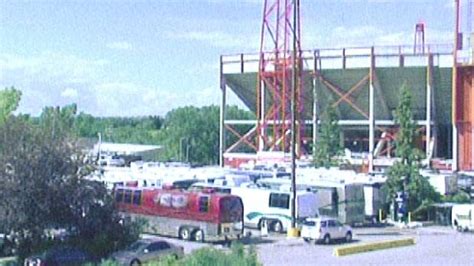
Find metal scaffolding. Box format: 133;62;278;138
255;0;304;155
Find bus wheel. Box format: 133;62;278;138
179;227;191;241
272;220;283;233
323;234;331;245
193;229;205;242
130;259;141;266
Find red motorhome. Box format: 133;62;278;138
114;187;244;242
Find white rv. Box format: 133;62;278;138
231;187;319;232
452;204;474;232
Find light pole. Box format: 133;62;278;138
289;0;299;236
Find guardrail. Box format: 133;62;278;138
333;237;416;256
221;44;454;73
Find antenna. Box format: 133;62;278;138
414;22;425;54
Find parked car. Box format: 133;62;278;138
111;239;184;265
300;217;353;244
98;154;125;167
24;246;96;266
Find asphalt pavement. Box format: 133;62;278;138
144;226;474;265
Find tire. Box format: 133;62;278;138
130;259;141;266
272;221;284;233
345;232;352;242
179;227;191;241
303;237;311;243
323;234;331;245
193;229;205;242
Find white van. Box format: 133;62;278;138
452;204;474;232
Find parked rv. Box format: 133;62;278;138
231;187;319;232
115;186;244;242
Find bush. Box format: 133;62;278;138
94;243;261;266
443;191;471;203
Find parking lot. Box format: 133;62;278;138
145;226;474;265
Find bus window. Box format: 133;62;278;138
132;190;142;205
115;189;124;202
269;193;290;209
216;187;231;194
220;197;243;223
199;196;209;212
124;190;133;204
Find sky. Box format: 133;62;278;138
0;0;467;117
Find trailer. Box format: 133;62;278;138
257;172;366;225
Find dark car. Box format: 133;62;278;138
110;239;184;266
24;246;95;266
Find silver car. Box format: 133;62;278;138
111;239;184;265
300;217;353;244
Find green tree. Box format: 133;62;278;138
0;87;22;126
383;84;440;221
443;190;471;203
39;103;77;138
158;105;253;165
313;106;343;168
73;114;163;145
0;114;140;259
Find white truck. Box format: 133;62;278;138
231;187;319;232
452;204;474;232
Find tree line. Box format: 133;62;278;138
1;87;255;165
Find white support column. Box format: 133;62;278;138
259;78;265;152
426;54;433;159
219;56;226;167
453;125;458;172
368;47;375;172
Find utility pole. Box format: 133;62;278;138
289;0;299;236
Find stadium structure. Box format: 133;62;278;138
218;0;473;173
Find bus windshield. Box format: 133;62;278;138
220;197;243;223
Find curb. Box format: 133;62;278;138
333;237;416;256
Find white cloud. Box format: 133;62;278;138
168;30;259;51
106;41;133;51
0;52;108;82
0;51;226;117
61;87;79;98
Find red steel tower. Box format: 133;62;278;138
453;0;474;171
256;0;304;155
